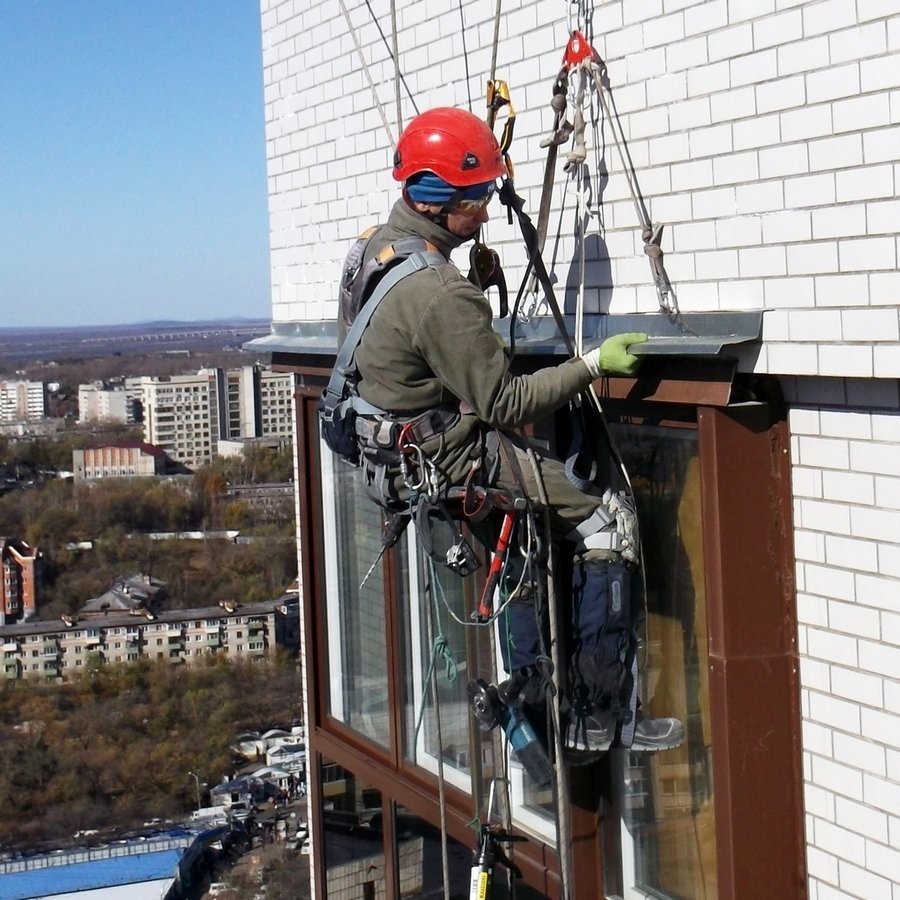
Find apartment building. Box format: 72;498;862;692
116;366;293;470
0;597;300;681
133;371;220;469
0;537;41;625
219;365;295;441
252;1;900;898
77;382;135;424
257;367;294;438
0;380;45;423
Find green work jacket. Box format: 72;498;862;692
354;198;593;485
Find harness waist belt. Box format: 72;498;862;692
356;403;461;448
574;530;624;553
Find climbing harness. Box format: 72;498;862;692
320;245;448;467
338;228;440;333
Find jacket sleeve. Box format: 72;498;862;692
411;275;593;428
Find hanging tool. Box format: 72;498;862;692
469;824;525;900
468;781;527;900
468;679;552;785
533;30;597;258
358;511;410;590
474;510;516;622
486;79;516;175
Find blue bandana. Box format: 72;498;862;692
406;172;495;204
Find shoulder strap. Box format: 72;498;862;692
347;235;438;327
322;249;447;416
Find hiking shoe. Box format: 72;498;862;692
628;716;684;752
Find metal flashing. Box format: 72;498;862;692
245;312;762;360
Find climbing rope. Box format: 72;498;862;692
338;0;397;147
423;574;452;900
524;446;575;900
457;0;475;113
361;0;419;114
390;0;402;133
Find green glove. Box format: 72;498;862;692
582;332;648;377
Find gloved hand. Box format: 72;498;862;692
581;332;648;378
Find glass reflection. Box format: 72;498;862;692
320;756;386;898
392;803;471;898
321;449;392;747
401;516;477;787
606;422;717;899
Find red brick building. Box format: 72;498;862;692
0;538;41;624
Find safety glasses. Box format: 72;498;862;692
451;185;495;216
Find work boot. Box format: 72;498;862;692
628;715;684;752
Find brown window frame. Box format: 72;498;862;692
286;360;806;899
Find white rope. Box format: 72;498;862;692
524;446;575;900
390;0;402;133
423;568;452;900
337;0;396;148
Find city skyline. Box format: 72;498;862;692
1;2;271;329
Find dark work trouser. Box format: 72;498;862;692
492;433;637;731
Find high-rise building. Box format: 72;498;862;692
134;371;220;469
218;366;295;442
77;382;134;424
252;2;900;898
0;381;45;423
111;367;293;470
257;369;294;439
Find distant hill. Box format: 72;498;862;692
0;319;272;362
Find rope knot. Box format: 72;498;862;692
433;634;458;682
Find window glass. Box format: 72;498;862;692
401;516;477;792
319;756;385;897
320;447;392;748
392;803;474;898
605;422;717;899
401;516;556;845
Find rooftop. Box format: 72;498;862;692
0;847;183;900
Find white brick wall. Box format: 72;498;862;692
788;387;900;900
261;2;900;897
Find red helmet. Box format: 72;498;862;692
393;107;506;187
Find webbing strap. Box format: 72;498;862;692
322;249;447;415
497;180;574;358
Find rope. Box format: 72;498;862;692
586;59;679;317
457;0;474;113
490;0;503;84
338;0;396;147
524;447;575;900
390;0;402;133
413;561;459;748
361;0;419;114
423;575;452;900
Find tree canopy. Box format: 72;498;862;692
0;655;301;851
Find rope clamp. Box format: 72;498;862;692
562;29;597;70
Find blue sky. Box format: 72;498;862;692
0;1;270;328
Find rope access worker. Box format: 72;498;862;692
332;107;682;755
